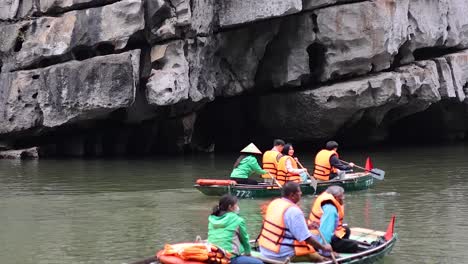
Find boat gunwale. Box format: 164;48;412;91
320;234;397;264
194;173;373;190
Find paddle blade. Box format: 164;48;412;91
384;215;396;241
365;157;373;171
370;168;385;180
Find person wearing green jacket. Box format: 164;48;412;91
230;143;267;185
208;195;263;264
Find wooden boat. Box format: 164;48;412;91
251;225;397;264
129;221;397;264
194;172;375;199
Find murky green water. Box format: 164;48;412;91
1;145;468;264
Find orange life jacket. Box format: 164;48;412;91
276;156;301;185
258;198;316;256
313;150;339;181
308;192;346;239
262;150;281;179
157;243;231;264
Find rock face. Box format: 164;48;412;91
0;50;140;134
1;0;144;72
218;0;302;28
1;0;468;156
0;147;39;159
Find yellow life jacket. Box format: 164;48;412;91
308;192;346;239
258;198;316;256
262;150;281;179
313;149;338;181
276;156;301;185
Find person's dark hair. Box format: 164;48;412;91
212;194;238;216
233;155;247;169
282;143;292;156
282;182;300;198
273;139;285;146
326;141;339;150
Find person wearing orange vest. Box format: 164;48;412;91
313;141;354;181
276;144;307;185
308;186;365;253
261;139;285;182
258;182;332;262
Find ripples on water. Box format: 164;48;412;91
0;145;468;263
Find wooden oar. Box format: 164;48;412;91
340;160;385;180
296;159;318;190
268;172;283;188
318;230;339;264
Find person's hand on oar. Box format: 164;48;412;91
267;172;283;188
295;159;318;190
340;159;385;180
318;230;339;264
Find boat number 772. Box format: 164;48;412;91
235;190;252;198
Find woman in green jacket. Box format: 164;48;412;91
230;143;267;185
208;195;263;264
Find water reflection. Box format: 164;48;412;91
0;145;468;263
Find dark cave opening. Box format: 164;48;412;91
95;43;115;56
413;46;462;61
307;43;327;84
72;46;96;61
13;25;29;53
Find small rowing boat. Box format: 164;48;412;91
129;217;397;264
194;172;375;199
251;224;397;264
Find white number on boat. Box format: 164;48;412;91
235;190;252;198
365;179;374;187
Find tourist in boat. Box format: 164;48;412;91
313;141;354;181
276;143;308;185
230;143;267;185
261;139;285;183
308;186;366;254
208;194;263;264
258;182;332;262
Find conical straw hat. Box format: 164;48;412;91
240;143;262;154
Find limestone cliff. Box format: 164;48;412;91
1;0;468;156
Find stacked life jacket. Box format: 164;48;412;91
276;156;301;185
258;198;316;256
313;150;339;181
308;192;346;239
158;243;231;264
262;150;281;179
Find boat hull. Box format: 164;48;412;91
251;227;397;264
195;173;374;199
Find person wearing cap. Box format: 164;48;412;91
313;141;354;181
230;143;267;185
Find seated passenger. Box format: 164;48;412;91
276;143;307;185
258;182;332;262
208;195;263;264
261;139;285;183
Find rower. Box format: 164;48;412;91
230;143;267;185
308;186;367;254
313;141;354;181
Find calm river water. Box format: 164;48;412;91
1;145;468;264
